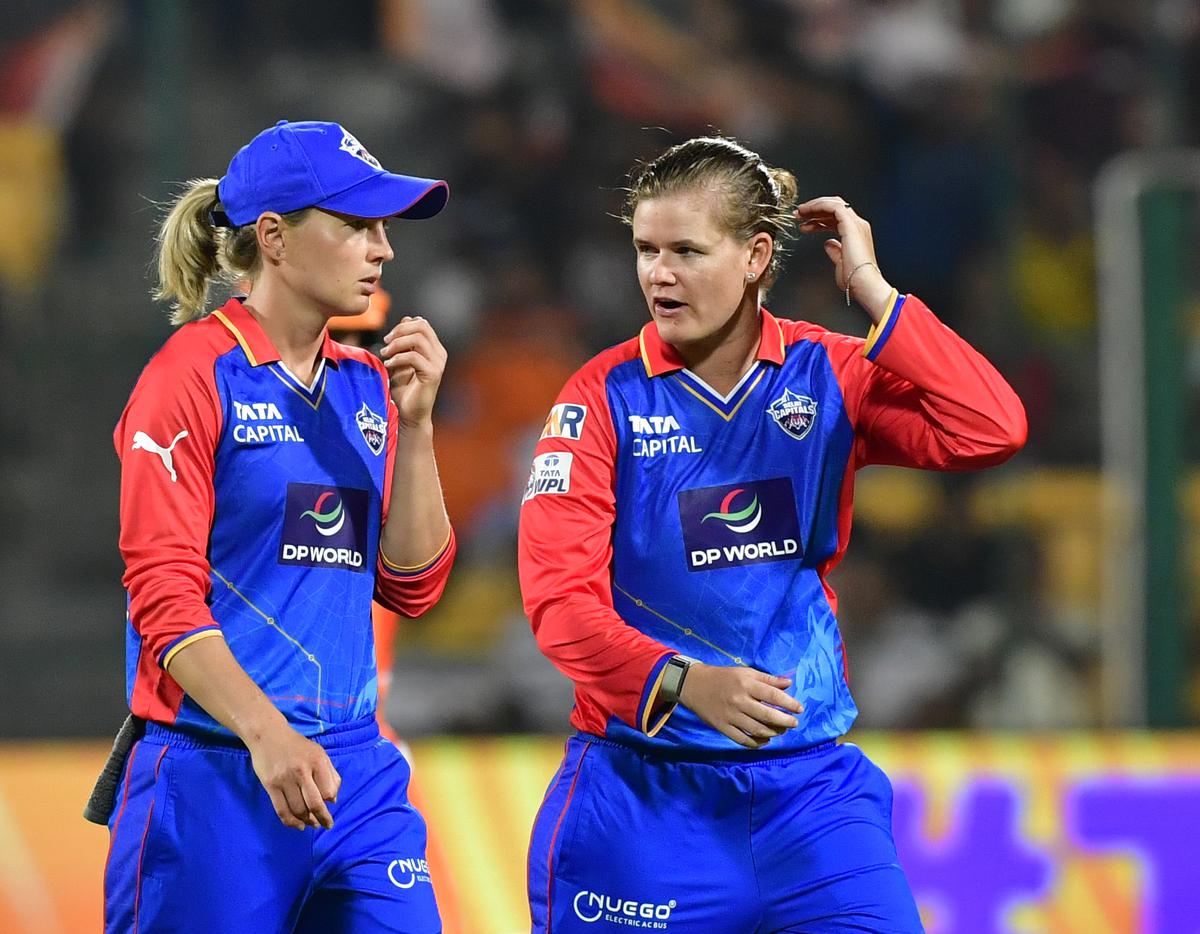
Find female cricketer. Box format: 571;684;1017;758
519;136;1027;932
104;120;456;933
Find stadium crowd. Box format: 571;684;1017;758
1;0;1198;736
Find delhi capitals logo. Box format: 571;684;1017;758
302;491;345;537
355;403;386;456
338;129;382;169
702;488;762;534
767;388;818;441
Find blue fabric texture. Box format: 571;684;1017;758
104;717;440;934
528;735;922;934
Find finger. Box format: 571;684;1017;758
798;217;838;233
316;758;341;804
824;239;843;267
748;703;799;733
278;784;312;830
381;332;435;363
718;721;765;749
729;714;775;744
383;315;428;341
300;774;334;830
733;702;790;735
267;787;306;830
795;196;854;216
751;671;792;690
749;682;803;715
384;351;439;379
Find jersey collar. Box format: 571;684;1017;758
638;306;787;378
211;297;341;368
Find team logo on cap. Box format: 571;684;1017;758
355;403;386;455
339;129;381;169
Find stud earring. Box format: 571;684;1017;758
747;272;756;282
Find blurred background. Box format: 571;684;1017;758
1;0;1199;931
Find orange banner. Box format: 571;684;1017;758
2;733;1197;933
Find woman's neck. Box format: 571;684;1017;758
673;300;761;396
242;282;327;384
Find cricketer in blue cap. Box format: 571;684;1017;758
215;119;449;226
101;121;457;932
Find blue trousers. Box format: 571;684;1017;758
529;735;923;933
104;717;440;933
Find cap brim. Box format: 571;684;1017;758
317;172;449;220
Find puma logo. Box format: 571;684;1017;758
131;430;189;482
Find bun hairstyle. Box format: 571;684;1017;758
624;136;799;287
153;179;308;325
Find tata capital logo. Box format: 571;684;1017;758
573;890;675;928
701;488;761;534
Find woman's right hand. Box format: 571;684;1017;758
247;723;342;830
679;663;803;749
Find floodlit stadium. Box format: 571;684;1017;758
1;2;1198;932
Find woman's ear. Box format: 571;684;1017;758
256;212;286;263
748;232;773;280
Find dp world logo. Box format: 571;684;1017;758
303;491;345;536
702;488;762;534
279;483;369;571
679;478;801;571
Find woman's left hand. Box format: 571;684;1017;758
795;196;894;322
380;316;447;428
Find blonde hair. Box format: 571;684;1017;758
624;137;799;287
153;179;307;325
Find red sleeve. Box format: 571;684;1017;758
116;334;224;670
373;392;457;617
817;293;1027;470
517;350;675;735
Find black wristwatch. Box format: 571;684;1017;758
659;655;697;705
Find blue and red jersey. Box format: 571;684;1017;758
518;293;1026;754
115;298;455;738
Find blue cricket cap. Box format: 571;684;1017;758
215;120;449;227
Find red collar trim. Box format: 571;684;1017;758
211;298;340;367
638;307;786;377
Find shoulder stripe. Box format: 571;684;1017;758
212;309;259;366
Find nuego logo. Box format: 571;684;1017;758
339;129;381;169
302;491;345;537
701;488;762;534
573;890;676;928
386;857;431;889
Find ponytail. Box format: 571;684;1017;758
154;179;223;325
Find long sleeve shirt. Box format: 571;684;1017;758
518;294;1026;754
116;298;455;737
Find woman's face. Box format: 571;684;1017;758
277;209;394;318
632;188;762;350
